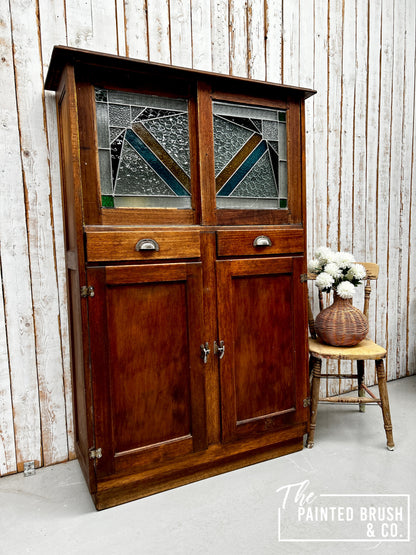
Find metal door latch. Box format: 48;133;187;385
89;447;102;460
303;397;311;407
81;285;95;298
214;340;225;359
200;342;210;363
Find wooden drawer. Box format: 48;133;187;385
85;229;201;262
216;228;304;257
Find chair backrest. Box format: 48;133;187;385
307;262;379;339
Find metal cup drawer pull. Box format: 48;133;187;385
253;235;272;247
135;238;160;252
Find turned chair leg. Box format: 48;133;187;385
307;356;322;448
375;359;395;450
357;360;365;413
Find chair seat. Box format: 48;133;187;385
308;337;386;360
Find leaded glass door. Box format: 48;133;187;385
95;89;193;209
213;101;288;210
203;93;303;227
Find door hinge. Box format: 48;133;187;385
81;285;95;298
300;273;308;283
89;447;102;460
303;397;311;407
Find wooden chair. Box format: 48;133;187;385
306;262;395;450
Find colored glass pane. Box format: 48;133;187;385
213;101;287;210
95;88;191;209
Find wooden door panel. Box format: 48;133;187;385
88;263;207;478
107;281;191;453
233;273;295;421
217;257;308;442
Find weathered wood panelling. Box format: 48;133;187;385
0;0;415;474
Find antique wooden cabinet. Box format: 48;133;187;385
45;46;315;509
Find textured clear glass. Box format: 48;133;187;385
109;104;132;127
213;116;253;176
96;102;110;148
279;123;287;160
95;88;108;102
95;88;191;208
262;120;279;141
98;149;112;195
213;101;287;210
143;113;191;176
110;127;125;142
279;161;288;198
231;152;278;198
115;142;177;196
108;90;187;111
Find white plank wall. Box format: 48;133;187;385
0;0;415;474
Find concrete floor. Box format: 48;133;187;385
1;376;415;555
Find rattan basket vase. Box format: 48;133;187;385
314;292;369;347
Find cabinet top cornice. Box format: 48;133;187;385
45;45;316;100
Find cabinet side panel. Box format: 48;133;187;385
57;67;95;490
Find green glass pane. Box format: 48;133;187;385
102;195;114;207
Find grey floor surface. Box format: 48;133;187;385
1;375;415;555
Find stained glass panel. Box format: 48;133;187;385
213;101;287;210
95;88;191;208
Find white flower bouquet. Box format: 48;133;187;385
307;247;367;299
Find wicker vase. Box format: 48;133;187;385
315;292;369;347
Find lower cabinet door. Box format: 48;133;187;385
216;256;308;443
87;262;207;478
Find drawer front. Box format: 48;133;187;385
86;230;201;262
216;228;304;257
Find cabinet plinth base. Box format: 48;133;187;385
92;436;304;510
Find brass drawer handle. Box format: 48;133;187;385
135;238;160;252
253;235;272;247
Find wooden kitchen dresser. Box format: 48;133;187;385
45;46;315;509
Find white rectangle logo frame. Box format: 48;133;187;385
278;494;410;543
